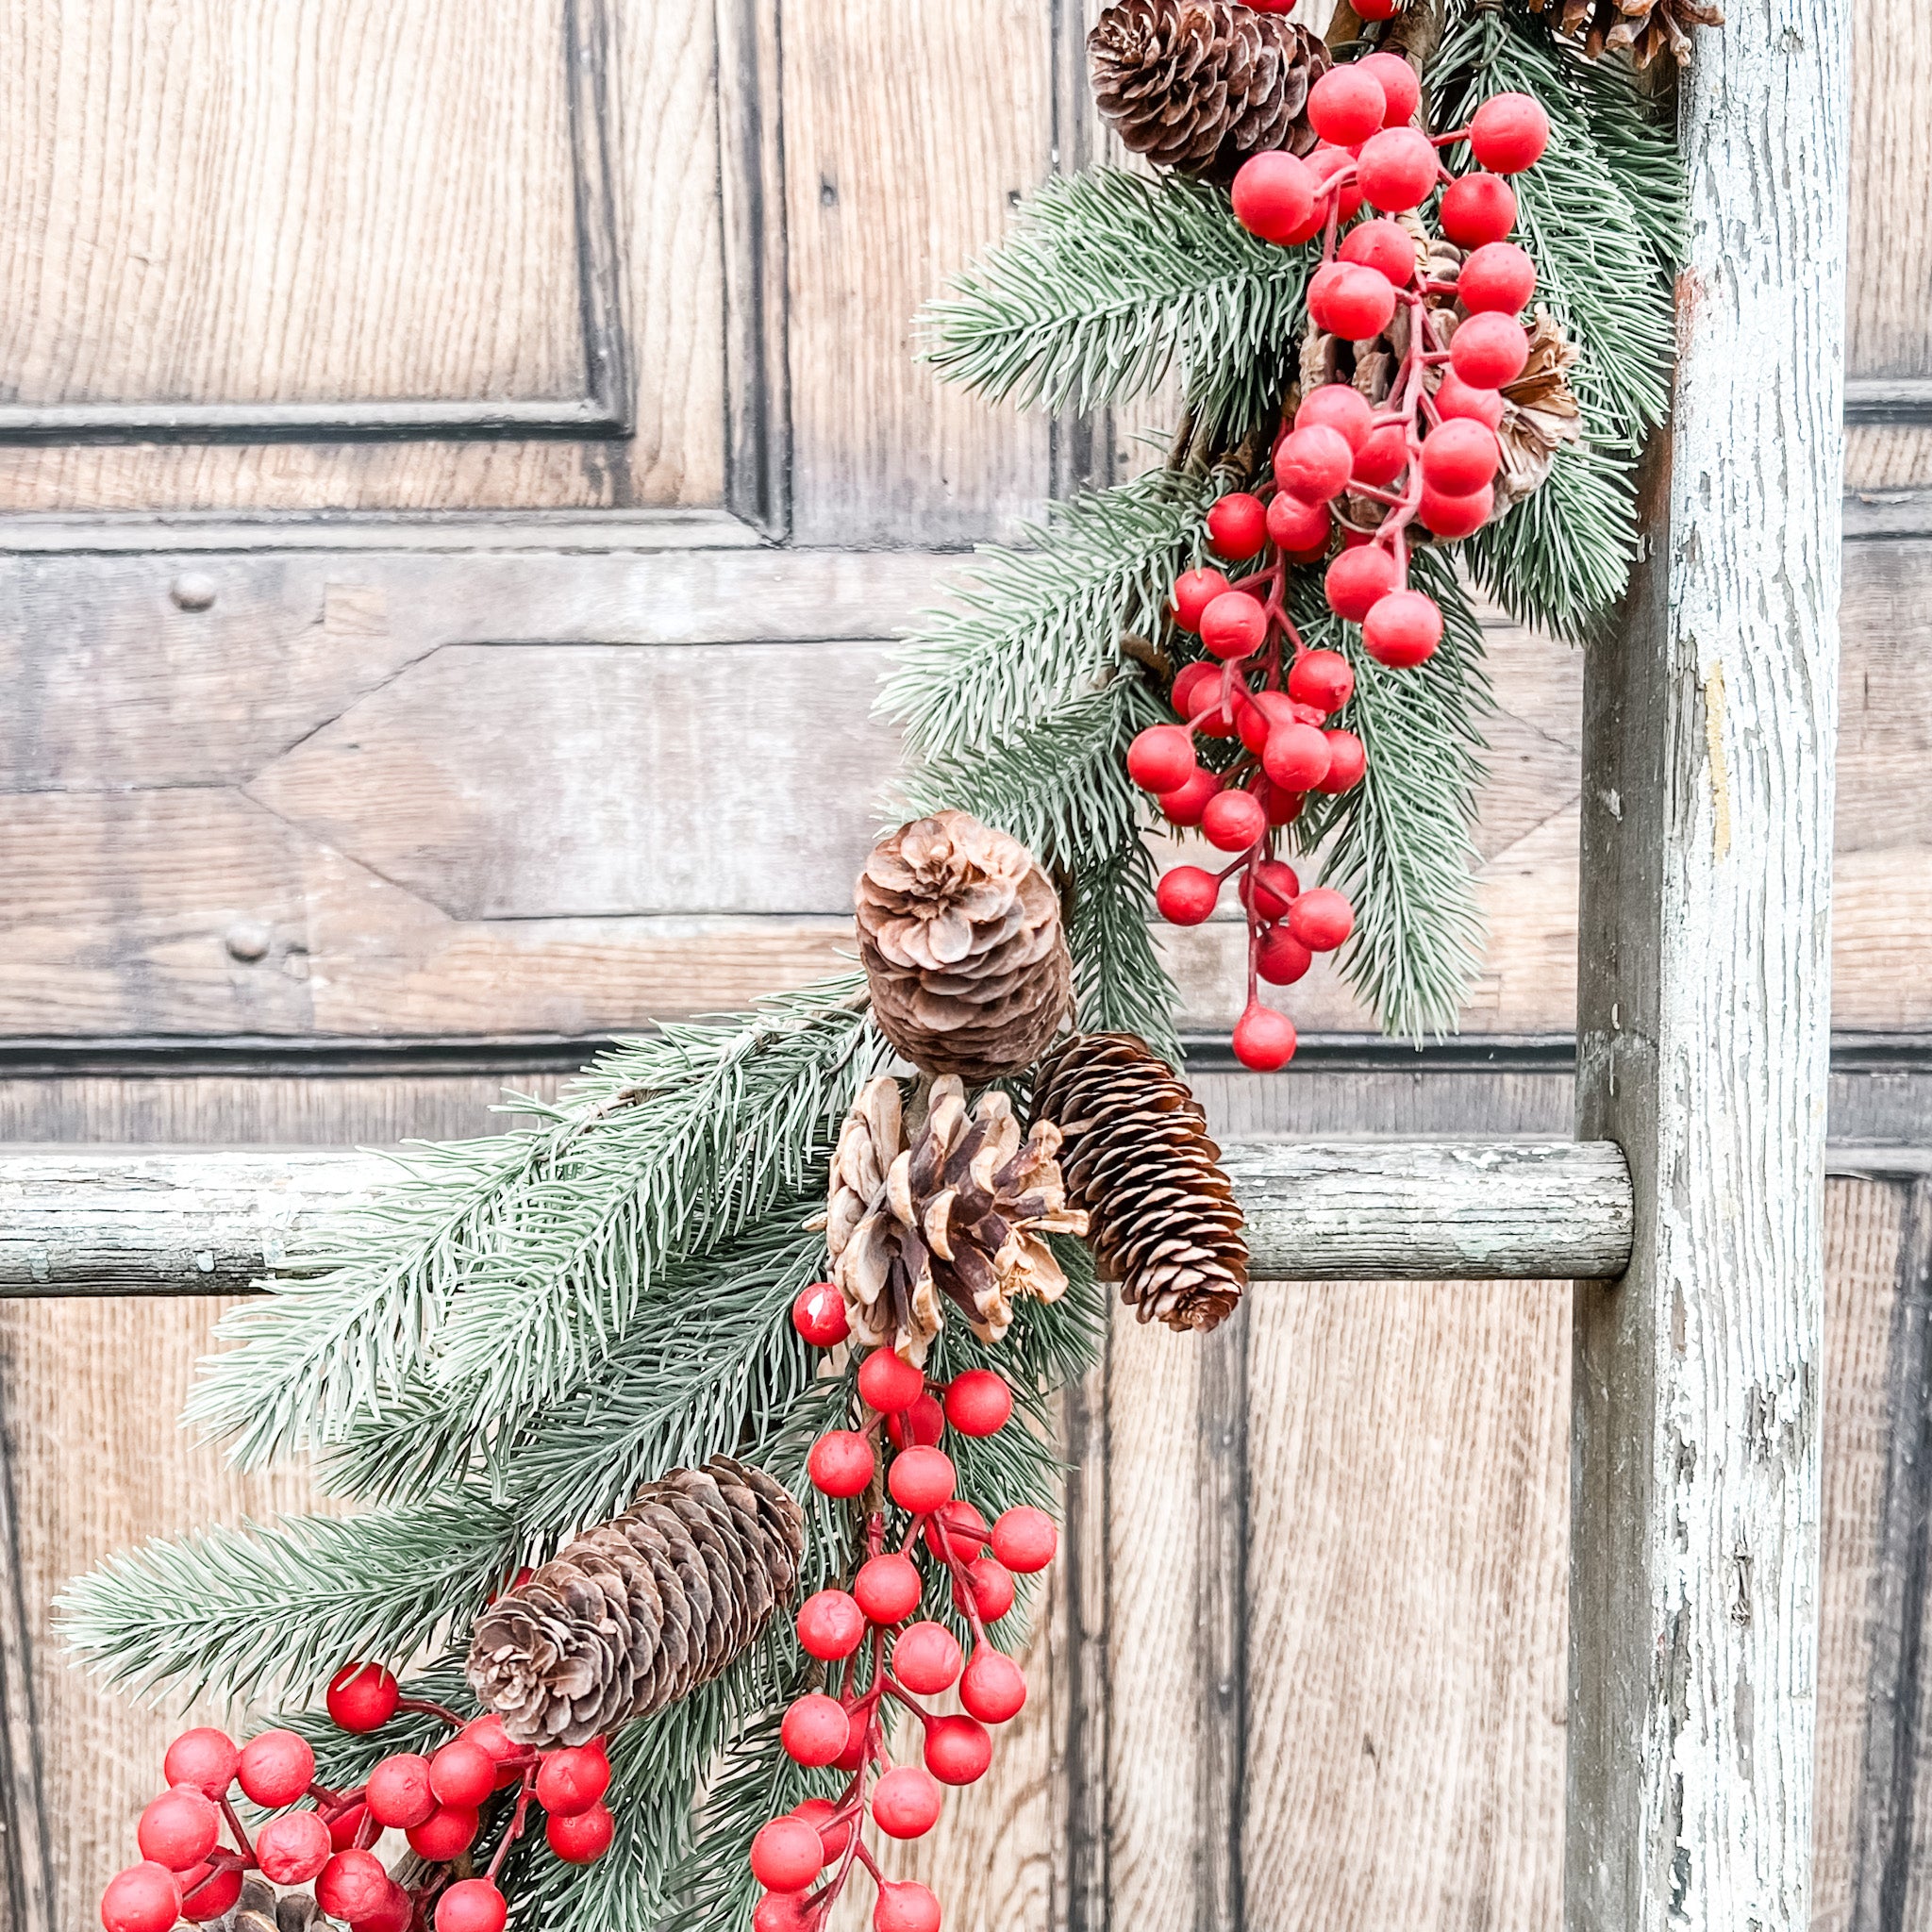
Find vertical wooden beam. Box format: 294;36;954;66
1568;6;1848;1929
0;1374;54;1932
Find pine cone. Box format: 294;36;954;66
856;811;1072;1084
1493;307;1582;509
1089;0;1328;179
1030;1033;1247;1334
466;1457;805;1746
204;1878;333;1932
824;1074;1088;1364
1530;0;1723;66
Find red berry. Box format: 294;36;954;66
327;1805;369;1853
1421;419;1501;497
797;1588;866;1659
546;1802;614;1865
137;1788;219;1872
888;1390;946;1450
1288;648;1354;714
1274;425;1354;504
943;1369;1011;1437
781;1693;850;1767
1307;65;1386;145
1260;781;1306;826
1338;218;1416;288
1449;311;1529;389
1126;724;1197;792
1308;262;1396;341
1257;927;1314;986
1362;589;1445;666
535;1745;610;1817
1266;489;1333;556
1356;126;1439;213
178;1866;242;1924
325;1662;399;1736
893;1620;964;1694
1470;92;1550;174
366;1753;437;1830
317;1851;391;1925
1158;767;1223;827
237;1729;315;1809
858;1346;925;1413
1439;170;1518;247
1355;0;1400;18
1182;669;1245;741
753;1895;812;1932
1171;659;1226;720
924;1498;991;1561
1171;566;1232;632
1418;481;1495;541
1262;721;1331;792
874;1882;943;1932
162;1728;239;1801
959;1644;1028;1724
1238;689;1294;753
1207;491;1268;561
1156;865;1221;926
1306;145;1363;223
924;1713;994;1788
953;1556;1016;1623
1289;888;1356;952
792;1280;849;1347
853;1551;924;1624
872;1766;944;1840
429;1737;496;1809
435;1879;508;1932
808;1428;875;1498
1199;591;1268;662
102;1865;181;1932
1358;50;1422;125
1346;423;1405;490
1232;1003;1298;1072
990;1506;1057;1574
257;1810;332;1886
888;1444;957;1513
408;1805;480;1861
355;1882;414;1932
1239;858;1301;922
794;1797;855;1860
1230;150;1320;244
1458;241;1536;315
1316;728;1367;793
1434;371;1506;430
1201;789;1266;854
1294;382;1374;451
751;1817;824;1890
1324;543;1399;623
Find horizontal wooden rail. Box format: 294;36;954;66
0;1140;1635;1296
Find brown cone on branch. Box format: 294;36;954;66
1493;307;1583;509
1530;0;1723;66
822;1074;1088;1364
1030;1032;1248;1334
466;1457;805;1747
856;811;1072;1085
1089;0;1329;179
205;1878;333;1932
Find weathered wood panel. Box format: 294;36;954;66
1847;0;1932;381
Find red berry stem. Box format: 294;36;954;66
393;1696;468;1729
217;1796;258;1864
483;1764;539;1884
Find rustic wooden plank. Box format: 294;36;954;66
1847;0;1932;380
0;1140;1636;1297
1052;1354;1110;1932
1566;3;1846;1925
0;1376;54;1932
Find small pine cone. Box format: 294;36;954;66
466;1456;805;1746
1530;0;1723;65
857;811;1072;1084
1030;1032;1247;1334
1089;0;1328;179
1493;307;1583;510
205;1879;332;1932
824;1074;1089;1363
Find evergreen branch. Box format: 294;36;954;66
1071;843;1182;1059
920;166;1311;437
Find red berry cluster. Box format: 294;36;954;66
1126;65;1552;1073
770;1296;1058;1932
101;1668;613;1932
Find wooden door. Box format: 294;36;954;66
4;4;1932;1930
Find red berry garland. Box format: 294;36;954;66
763;1346;1051;1930
1127;74;1551;1070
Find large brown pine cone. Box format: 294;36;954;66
823;1074;1088;1364
856;811;1072;1085
1089;0;1328;179
466;1457;805;1746
1030;1032;1247;1334
1530;0;1723;65
1493;308;1583;509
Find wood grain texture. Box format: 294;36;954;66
1846;0;1932;379
0;1374;54;1932
1567;3;1847;1924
